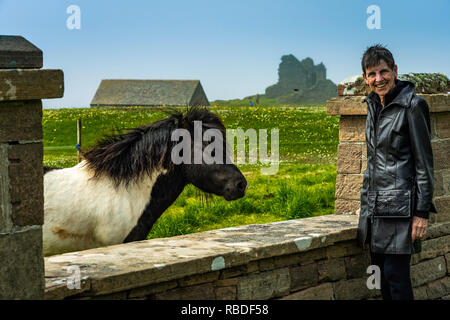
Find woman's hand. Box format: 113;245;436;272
356;208;361;217
411;216;428;241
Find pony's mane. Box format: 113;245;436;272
82;107;226;187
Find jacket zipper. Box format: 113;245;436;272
365;100;397;246
370;101;396;194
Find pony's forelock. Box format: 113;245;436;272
82;107;225;188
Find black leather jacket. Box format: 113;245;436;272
357;80;437;254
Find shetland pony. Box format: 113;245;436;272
43;108;247;256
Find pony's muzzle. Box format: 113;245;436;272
224;177;247;201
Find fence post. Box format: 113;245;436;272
0;35;64;299
77;118;82;163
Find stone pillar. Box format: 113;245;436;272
326;93;450;224
0;35;63;299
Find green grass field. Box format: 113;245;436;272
42;105;340;239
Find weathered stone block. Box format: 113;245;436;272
44;276;91;300
152;283;215;300
426;276;450;300
128;280;178;299
8;142;43;226
219;265;246;279
0;69;63;101
337;143;362;173
246;261;259;274
434;196;450;223
339;116;366;142
0;100;42;143
410;256;447;287
413;285;428;300
258;257;275;272
0;227;44;299
289;263;318;291
433;112;450;139
345;254;370;279
271;253;302;269
237;268;290;300
280;282;334;300
215;286;237;300
346;241;366;256
333;278;375;300
317;258;346;282
434;170;450;197
297;247;327;264
326;243;348;259
428;210;438;225
421;94;450;113
334;199;360;214
178;271;219;287
0;35;43;69
214;278;239;287
335;174;364;200
325;240;364;259
326;96;367;115
416;235;450;262
426;221;450;240
432;140;450;170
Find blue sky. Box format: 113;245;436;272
0;0;449;108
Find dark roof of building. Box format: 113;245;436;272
90;79;209;106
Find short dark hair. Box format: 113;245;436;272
361;44;395;75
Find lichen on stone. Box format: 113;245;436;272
398;73;449;93
340;73;449;95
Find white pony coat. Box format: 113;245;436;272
43;161;166;256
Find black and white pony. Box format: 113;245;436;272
43;108;247;256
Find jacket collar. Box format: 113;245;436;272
365;80;416;108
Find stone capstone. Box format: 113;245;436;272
0;35;43;69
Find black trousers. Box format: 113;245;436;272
370;252;414;300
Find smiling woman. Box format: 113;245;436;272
361;45;398;106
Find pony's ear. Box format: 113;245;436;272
175;114;185;128
180;115;192;130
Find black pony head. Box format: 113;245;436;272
82;107;247;200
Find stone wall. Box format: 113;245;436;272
44;213;450;300
0;36;63;299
